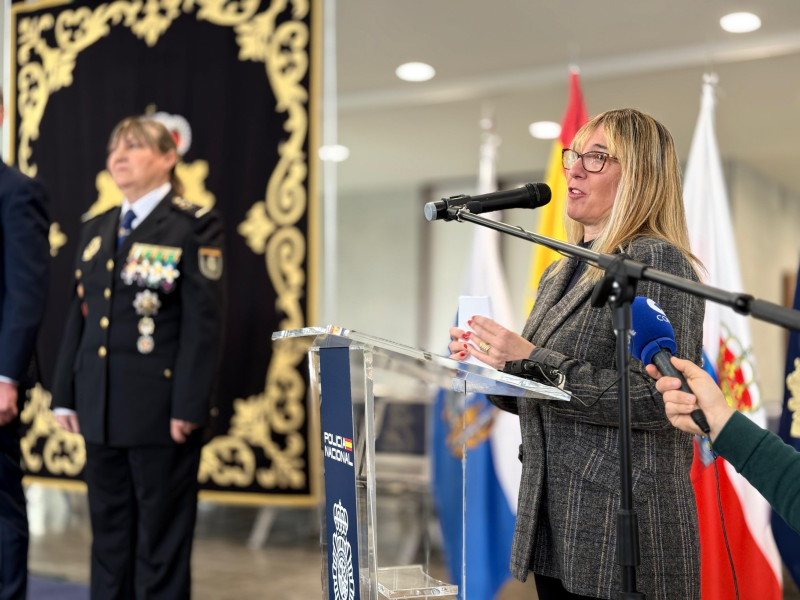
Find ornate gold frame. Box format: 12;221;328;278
11;0;320;505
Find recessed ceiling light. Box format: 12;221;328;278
529;121;561;140
318;145;350;162
720;12;761;33
395;62;435;82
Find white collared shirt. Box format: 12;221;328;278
120;182;171;229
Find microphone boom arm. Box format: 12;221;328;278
450;207;800;331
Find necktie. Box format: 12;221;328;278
117;209;137;248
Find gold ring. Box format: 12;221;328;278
479;341;491;353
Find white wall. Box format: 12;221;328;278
330;184;423;347
331;176;541;353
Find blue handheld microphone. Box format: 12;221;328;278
630;297;710;434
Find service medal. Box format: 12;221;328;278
121;265;137;286
147;260;164;288
138;317;155;336
132;289;161;316
137;335;155;354
161;262;180;293
123;243;182;292
82;236;102;262
137;258;152;287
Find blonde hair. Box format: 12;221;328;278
557;108;702;281
108;116;184;196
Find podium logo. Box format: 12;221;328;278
331;500;355;600
324;432;354;467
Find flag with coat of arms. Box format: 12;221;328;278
683;73;782;599
431;112;519;599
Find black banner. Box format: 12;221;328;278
10;0;318;504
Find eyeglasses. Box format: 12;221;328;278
562;149;618;173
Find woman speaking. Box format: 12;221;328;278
449;108;704;599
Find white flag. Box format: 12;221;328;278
461;114;521;512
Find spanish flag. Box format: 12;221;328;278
523;69;588;314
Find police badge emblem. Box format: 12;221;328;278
82;236;102;262
331;500;355;600
198;247;223;280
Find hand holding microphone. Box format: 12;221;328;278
646;356;735;441
630;297;711;435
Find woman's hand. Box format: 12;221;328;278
645;356;734;440
170;418;198;444
55;412;81;434
448;315;535;369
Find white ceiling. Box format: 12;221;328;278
331;1;800;197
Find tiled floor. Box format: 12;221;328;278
28;487;325;600
26;485;800;599
26;485;539;599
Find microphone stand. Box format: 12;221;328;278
443;206;800;599
448;207;800;330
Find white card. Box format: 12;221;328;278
458;295;493;366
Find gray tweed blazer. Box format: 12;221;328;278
490;236;704;599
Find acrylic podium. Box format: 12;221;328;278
272;326;570;600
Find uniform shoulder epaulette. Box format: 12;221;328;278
171;196;205;218
81;204;118;223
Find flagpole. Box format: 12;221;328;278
321;0;339;324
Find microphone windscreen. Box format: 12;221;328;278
630;296;677;365
525;182;552;207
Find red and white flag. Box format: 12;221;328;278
683;74;782;599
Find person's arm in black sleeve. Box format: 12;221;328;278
0;174;49;425
0;175;49;382
50;292;86;412
171;209;226;429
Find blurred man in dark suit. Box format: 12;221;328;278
0;86;50;600
51;116;225;600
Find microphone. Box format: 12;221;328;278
630;297;711;435
423;183;551;222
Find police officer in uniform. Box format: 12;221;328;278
0;86;50;600
51;116;225;600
